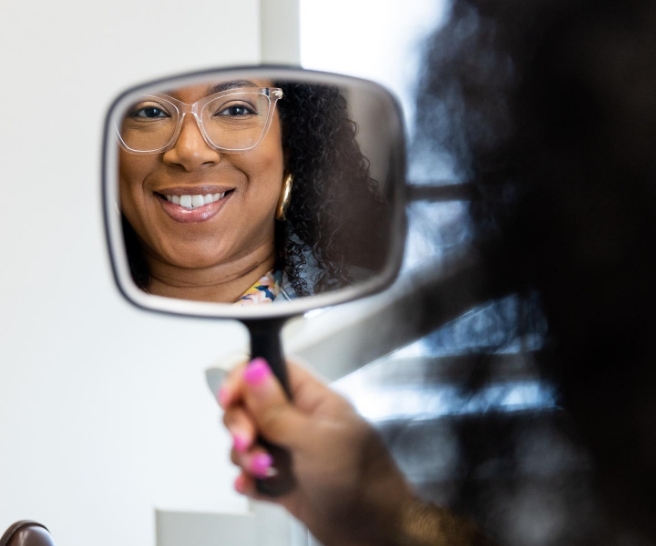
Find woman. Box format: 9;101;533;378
119;78;388;304
219;0;656;544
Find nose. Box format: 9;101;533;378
162;114;221;171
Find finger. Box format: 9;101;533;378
233;472;271;501
221;358;346;414
241;358;310;448
230;446;277;478
285;358;354;416
223;406;257;453
217;360;249;409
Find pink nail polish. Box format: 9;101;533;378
232;433;249;453
250;453;273;477
218;387;230;408
243;358;271;386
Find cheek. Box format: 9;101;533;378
119;150;158;186
119;154;154;204
237;132;285;210
256;158;285;214
118;154;158;236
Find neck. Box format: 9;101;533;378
144;244;277;304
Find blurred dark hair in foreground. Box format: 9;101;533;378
412;0;656;543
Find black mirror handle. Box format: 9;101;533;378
245;318;296;497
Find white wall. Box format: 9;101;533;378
0;1;287;545
300;0;446;135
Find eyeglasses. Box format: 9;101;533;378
117;87;283;154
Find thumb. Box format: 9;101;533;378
242;358;308;448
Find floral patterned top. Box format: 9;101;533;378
234;270;283;306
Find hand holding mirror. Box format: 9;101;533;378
102;66;407;495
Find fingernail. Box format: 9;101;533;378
243;358;271;386
250;453;274;477
232;433;249;453
218;387;230;408
234;474;246;494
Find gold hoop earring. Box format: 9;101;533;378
275;173;294;221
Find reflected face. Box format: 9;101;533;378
119;79;284;272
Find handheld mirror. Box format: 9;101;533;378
102;66;407;493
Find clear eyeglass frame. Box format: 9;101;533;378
116;87;283;155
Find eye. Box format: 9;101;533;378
131;106;170;119
216;104;256;117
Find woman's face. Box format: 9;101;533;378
119;79;284;274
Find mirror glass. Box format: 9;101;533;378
103;68;406;318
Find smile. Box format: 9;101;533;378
156;188;234;223
164;192;227;210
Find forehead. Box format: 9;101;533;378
166;78;274;103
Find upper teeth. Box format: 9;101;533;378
165;193;226;209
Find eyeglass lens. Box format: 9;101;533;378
119;90;273;153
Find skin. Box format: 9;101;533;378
119;79;285;303
220;359;493;546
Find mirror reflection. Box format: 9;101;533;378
115;76;397;306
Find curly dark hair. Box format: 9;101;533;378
122;80;390;297
274;80;390;296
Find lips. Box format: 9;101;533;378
155;187;234;223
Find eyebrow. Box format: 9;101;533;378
160;80;261;101
207;80;259;94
